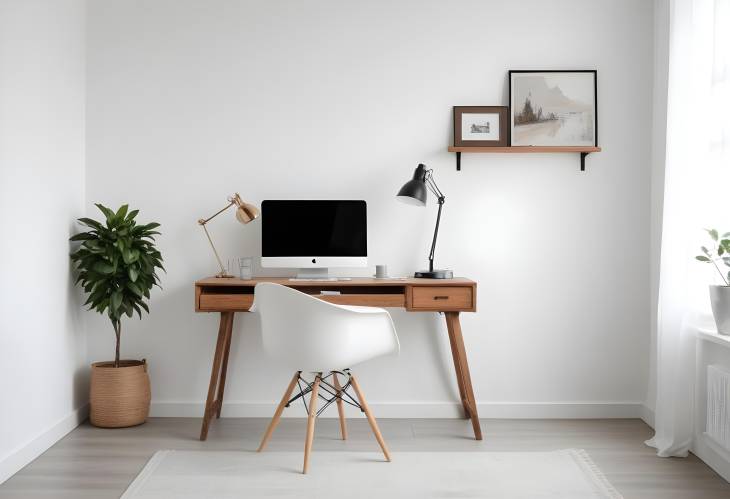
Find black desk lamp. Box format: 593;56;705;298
397;164;453;279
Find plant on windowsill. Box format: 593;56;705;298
696;228;730;336
70;204;164;427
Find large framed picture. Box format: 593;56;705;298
509;70;597;147
453;106;509;147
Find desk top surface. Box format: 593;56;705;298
196;276;476;287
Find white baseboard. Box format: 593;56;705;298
0;404;88;485
639;404;655;429
693;433;730;483
476;402;643;419
150;401;646;419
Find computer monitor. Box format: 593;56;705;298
261;200;367;278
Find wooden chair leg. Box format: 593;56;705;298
332;372;347;440
349;374;391;462
302;374;321;474
257;371;300;452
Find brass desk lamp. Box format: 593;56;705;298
198;193;259;278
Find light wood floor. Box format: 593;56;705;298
1;418;728;498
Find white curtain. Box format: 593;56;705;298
648;0;730;458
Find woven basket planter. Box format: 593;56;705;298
90;359;151;428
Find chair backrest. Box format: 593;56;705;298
252;282;399;372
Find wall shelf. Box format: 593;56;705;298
448;146;602;172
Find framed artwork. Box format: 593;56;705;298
509;70;597;147
453;106;509;147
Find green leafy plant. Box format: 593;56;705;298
696;228;730;286
70;204;164;367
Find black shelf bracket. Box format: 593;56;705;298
452;149;596;172
580;152;589;171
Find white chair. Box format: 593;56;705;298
251;282;400;473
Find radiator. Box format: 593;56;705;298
707;364;730;452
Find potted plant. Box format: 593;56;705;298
696;228;730;336
70;204;164;427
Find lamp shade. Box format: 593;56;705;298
396;164;428;206
232;193;260;224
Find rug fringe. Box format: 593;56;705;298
568;449;624;499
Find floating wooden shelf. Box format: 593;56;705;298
448;146;602;171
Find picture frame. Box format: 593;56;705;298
509;70;597;147
453;106;509;147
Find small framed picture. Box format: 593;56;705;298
453;106;509;147
509;70;597;147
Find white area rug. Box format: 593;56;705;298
122;449;623;498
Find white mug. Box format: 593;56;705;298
375;265;388;278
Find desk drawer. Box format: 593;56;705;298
410;286;474;311
199;294;253;311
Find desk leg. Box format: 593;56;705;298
444;312;482;440
200;312;233;441
215;313;235;418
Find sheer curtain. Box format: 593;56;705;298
647;0;730;458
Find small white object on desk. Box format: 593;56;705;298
319;290;341;295
373;265;407;279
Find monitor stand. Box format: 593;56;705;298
295;268;330;279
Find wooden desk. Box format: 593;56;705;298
194;276;481;440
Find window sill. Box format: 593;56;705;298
697;327;730;349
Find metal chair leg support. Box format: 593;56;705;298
258;370;390;473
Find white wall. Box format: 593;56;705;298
85;0;655;418
0;0;86;483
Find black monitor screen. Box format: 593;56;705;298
261;200;367;257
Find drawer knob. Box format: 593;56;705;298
433;295;449;300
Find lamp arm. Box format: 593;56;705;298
425;171;444;199
198;199;237;277
199;199;235;225
424;170;445;273
428;197;445;273
201;223;228;275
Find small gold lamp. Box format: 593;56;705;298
198;193;259;278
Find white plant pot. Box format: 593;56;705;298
709;285;730;336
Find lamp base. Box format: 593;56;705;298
414;269;453;279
